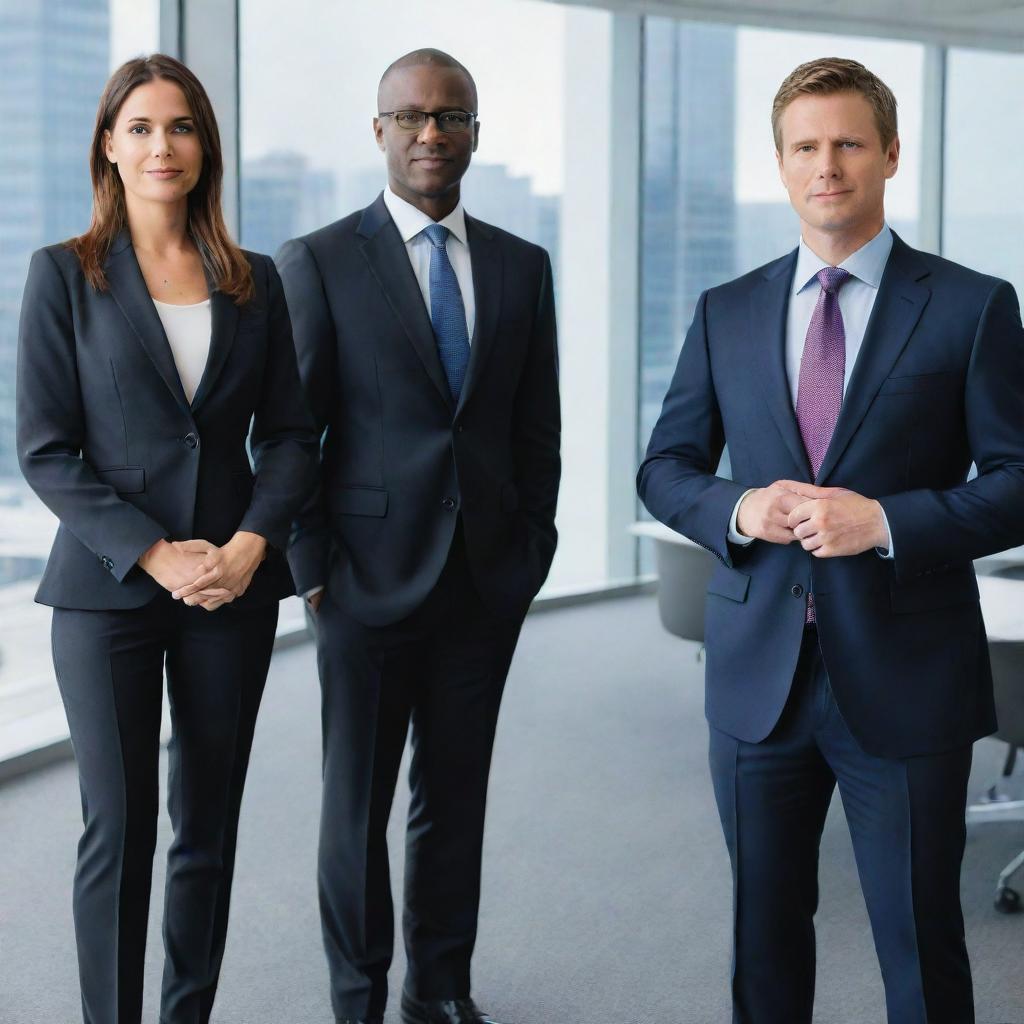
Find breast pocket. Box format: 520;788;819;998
876;371;961;396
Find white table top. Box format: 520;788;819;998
976;544;1024;569
629;522;1024;642
628;520;700;546
979;576;1024;643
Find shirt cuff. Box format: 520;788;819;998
302;585;325;600
728;488;757;546
875;505;894;560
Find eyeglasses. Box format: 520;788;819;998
378;109;477;133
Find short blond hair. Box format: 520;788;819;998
772;57;898;151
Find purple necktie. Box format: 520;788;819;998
795;266;850;622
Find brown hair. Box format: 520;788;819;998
772;57;898;152
68;53;253;304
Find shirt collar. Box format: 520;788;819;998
793;223;893;295
383;185;468;247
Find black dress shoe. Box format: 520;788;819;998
336;1018;383;1024
400;992;508;1024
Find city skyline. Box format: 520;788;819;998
239;153;562;270
0;0;112;477
640;18;738;459
99;0;954;229
2;4;1022;516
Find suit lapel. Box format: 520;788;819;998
104;233;191;415
357;194;454;410
189;284;238;414
815;236;931;484
752;249;810;478
456;215;501;414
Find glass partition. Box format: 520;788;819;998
0;0;159;752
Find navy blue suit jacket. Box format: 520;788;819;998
638;234;1024;758
277;194;561;627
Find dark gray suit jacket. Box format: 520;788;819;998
17;233;319;610
277;193;561;626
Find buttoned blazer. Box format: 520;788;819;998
17;233;319;610
277;193;561;627
638;234;1024;758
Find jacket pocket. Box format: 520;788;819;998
706;563;750;603
335;485;388;518
890;567;978;613
877;372;960;395
95;466;145;494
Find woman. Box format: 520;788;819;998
16;54;317;1024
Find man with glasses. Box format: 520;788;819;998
277;49;560;1024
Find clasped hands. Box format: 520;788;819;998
138;531;267;610
736;481;889;557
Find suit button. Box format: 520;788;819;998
791;584;804;598
456;424;465;433
100;555;114;571
442;497;457;511
183;432;199;449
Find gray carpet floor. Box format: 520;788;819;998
1;594;1022;1023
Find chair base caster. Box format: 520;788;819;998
994;886;1021;914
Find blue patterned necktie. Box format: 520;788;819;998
423;223;471;401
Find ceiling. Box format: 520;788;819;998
557;0;1024;50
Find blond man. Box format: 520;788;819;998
639;58;1024;1023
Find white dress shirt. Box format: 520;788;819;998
382;185;476;341
729;224;895;556
153;297;212;404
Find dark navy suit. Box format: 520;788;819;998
277;193;560;1019
638;234;1024;1023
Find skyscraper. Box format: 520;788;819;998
461;163;560;286
240;151;336;259
0;0;109;476
639;19;737;452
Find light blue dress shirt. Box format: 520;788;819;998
729;224;895;556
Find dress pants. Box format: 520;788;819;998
51;590;278;1024
708;626;974;1024
316;532;522;1021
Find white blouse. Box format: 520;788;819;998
153;297;212;404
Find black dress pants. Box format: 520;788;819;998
709;627;974;1024
51;591;278;1024
316;535;522;1021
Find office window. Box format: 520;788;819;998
240;0;616;591
639;20;925;456
0;0;158;745
943;48;1024;296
